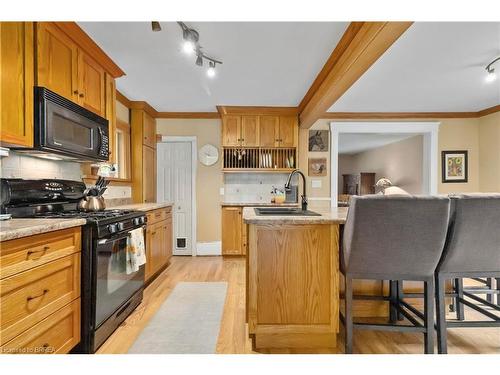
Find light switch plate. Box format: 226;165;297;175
311;179;322;189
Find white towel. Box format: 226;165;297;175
126;227;146;274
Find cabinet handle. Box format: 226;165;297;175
73;90;79;95
152;231;157;235
27;246;49;258
79;93;84;98
27;289;49;301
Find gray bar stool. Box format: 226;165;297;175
340;195;450;354
435;194;500;354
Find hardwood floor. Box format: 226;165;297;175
97;256;499;354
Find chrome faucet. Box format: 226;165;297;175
285;169;307;211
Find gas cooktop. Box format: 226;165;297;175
33;209;137;219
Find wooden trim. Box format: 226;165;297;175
116;90;132;108
156;112;220;119
322;112;479;119
217;106;298;116
298;23;364;113
128;101;158;118
477;104;500;117
53;22;125;78
299;22;413;128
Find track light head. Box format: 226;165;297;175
196;54;203;67
485;56;500;83
207;61;216;78
151;21;161;32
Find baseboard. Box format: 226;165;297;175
196;241;222;256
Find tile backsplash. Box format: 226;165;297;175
223;173;295;203
0;152;82;180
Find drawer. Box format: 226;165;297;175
0;299;80;354
146;207;171;225
0;227;81;279
0;253;80;345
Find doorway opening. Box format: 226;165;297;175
330;122;440;207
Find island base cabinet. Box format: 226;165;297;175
247;223;339;350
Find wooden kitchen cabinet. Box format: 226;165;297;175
145;207;173;283
0;227;82;353
241;116;260;146
78;51;106;116
131;108;157;203
258;115;279;147
221;206;246;255
278;116;298;147
36;22;79;102
222;115;241;146
0;22;34;148
104;73;116;163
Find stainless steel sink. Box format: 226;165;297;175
254;207;321;216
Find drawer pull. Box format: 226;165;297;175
152;231;157;235
27;246;49;259
27;289;49;301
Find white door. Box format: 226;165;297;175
157;141;194;255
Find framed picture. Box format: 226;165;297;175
442;150;468;183
308;130;329;152
308;158;327;176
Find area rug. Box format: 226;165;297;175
128;282;228;354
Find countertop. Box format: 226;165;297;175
221;202;299;207
0;218;87;242
243;206;348;225
111;202;174;212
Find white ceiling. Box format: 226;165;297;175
339;133;420;155
79;22;348;112
329;22;500;112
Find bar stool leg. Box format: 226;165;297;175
436;275;448;354
496;278;500;306
486;278;493;303
344;276;354;354
397;280;404;320
455;278;465;321
389;280;398;323
424;279;435;354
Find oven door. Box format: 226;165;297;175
95;229;145;329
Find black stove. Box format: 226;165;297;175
1;178;147;353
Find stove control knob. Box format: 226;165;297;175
133;217;141;226
108;224;118;234
117;222;125;231
141;217;146;224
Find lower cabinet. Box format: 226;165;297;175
0;227;82;354
221;206;247;255
145;207;173;283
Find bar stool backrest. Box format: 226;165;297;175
342;195;450;278
437;193;500;274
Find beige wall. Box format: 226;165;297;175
478;112;500;192
437;118;480;194
339;135;424;194
156;118;223;243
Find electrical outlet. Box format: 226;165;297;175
311;179;322;188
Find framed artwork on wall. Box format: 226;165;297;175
308;158;327;176
442;150;468;183
308;130;329;152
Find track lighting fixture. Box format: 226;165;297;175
485;56;499;83
151;21;161;32
177;22;223;77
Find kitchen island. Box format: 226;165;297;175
243;206;347;350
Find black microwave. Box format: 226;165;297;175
13;87;109;162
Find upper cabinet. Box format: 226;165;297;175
0;22;34;148
219;107;299;172
1;21;124;149
37;23;106;116
36;22;79;103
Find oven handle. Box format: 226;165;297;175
98;225;146;245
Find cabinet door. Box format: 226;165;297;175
37;23;78;102
105;73;116;163
241;116;259;146
222;207;242;255
0;22;34;148
78;51;105;116
142;146;156;203
278;116;297;147
258;116;279;147
164;215;173;263
222;115;241;146
145;224;156;281
142;112;156;149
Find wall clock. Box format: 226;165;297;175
198;144;219;166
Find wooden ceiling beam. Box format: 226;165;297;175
298;22;413;128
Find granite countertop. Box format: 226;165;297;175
242;206;348;225
221;202;299;207
0;218;87;242
111;202;174;212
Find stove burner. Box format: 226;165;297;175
34;209;137;219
